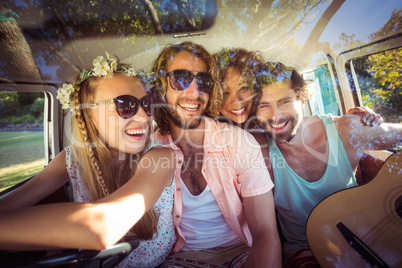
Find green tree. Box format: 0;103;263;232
0;91;19;118
336;8;402;122
369;8;402;40
363;9;401;122
365;48;402;121
30;96;45;118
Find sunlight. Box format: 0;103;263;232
0;159;46;176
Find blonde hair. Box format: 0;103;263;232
70;71;157;240
152;41;222;135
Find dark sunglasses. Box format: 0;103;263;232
167;69;214;93
91;94;154;118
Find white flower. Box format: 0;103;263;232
106;52;118;71
121;66;137;76
110;60;117;72
56;84;75;110
64;83;75;94
93;60;110;77
92;55;112;77
56;88;70;100
127;67;137;76
61;98;71;110
105;68;114;79
93;56;105;66
56;53;141;110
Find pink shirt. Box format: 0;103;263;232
151;117;273;253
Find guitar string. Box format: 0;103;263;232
361;199;401;244
360;160;401;245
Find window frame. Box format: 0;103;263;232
0;82;61;193
335;34;402;111
301;54;344;117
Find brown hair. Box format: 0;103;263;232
151;41;222;135
245;62;309;128
213;47;264;92
70;68;157;240
254;61;308;100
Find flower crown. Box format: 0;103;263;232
56;52;155;110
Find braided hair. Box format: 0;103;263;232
69;71;157;240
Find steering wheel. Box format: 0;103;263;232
0;240;140;268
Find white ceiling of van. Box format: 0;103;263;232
1;0;401;85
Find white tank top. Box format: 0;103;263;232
180;179;243;251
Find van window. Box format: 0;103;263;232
302;61;341;117
349;47;402;123
0;91;45;191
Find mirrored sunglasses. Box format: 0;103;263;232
91;94;154;118
167;69;214;93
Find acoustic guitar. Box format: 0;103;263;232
306;151;402;268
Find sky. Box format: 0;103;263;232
296;0;402;48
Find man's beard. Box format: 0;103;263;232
166;97;206;130
260;113;302;144
168;110;203;129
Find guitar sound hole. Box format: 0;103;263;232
396;195;402;219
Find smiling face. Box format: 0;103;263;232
90;74;151;154
165;51;209;130
220;67;254;124
256;82;304;143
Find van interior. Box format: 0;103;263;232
0;0;401;266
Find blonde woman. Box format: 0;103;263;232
0;53;176;267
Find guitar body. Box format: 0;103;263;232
306;152;402;268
